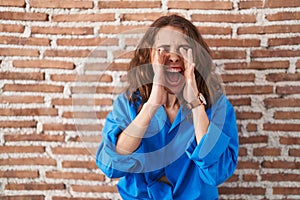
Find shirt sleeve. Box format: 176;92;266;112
95;93;145;178
185;94;239;186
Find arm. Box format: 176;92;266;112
116;48;168;155
186;96;239;186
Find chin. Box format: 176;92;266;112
164;83;185;96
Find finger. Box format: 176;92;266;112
187;48;193;65
179;47;188;61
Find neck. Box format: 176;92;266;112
164;93;178;109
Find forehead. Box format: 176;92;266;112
154;26;188;46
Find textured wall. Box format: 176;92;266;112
0;0;299;199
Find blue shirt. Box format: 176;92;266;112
96;93;239;200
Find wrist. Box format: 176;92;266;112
187;93;207;110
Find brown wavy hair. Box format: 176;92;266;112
125;15;223;112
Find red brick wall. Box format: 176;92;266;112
0;0;299;199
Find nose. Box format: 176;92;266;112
168;52;180;63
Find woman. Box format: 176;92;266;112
96;15;239;200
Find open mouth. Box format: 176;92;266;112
165;66;184;86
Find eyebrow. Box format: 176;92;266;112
157;44;191;50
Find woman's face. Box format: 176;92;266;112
152;26;191;95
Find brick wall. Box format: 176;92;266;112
0;0;299;199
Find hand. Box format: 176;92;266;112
180;48;199;103
147;48;168;107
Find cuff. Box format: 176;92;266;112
186;122;231;167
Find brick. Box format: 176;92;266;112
0;146;45;153
238;147;247;156
297;60;300;69
121;13;163;21
266;11;300;21
31;26;93;35
192;14;256;23
51;98;112;106
238;1;263;9
52;197;108;200
251;49;300;58
51;147;91;155
274;111;300;119
0;0;25;7
280;137;300;145
71;185;118;193
3;84;64;93
113;50;134;59
264;0;300;8
71;86;125;94
51;74;112;82
62;111;109;119
228;97;251;106
243;174;257;182
68;135;101;143
246;123;257;132
237;161;260;169
99;1;161;8
221;74;255;83
239;136;268;144
62;160;98;169
289;149;300;157
46;171;105;181
0;12;48;21
206;38;260;47
264;123;300;132
0;24;24;33
0;170;39;178
125;38;142;47
44;49;95;58
13;60;74;70
0;121;36;128
168;1;232;10
264;98;300;108
261;173;300;181
276;86;300;95
53;13;114;22
269;36;300;46
99;25;147;34
0;108;58;116
43;123;102;132
0;36;50;46
273;187;300;195
266;73;300;82
219;187;265;195
0;195;44;200
0;158;56;166
236;112;262;120
211;50;246;59
197;26;232;35
57;38;118;46
224;61;289;70
262;161;300;169
253;147;281;156
226;174;239;182
0;48;39;57
0;71;44;80
4;133;65;142
225;86;273;95
6;183;65;190
238;25;300;34
31;0;93;9
0;96;44;104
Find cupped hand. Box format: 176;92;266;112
179;48;199;103
147;48;169;107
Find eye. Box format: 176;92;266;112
179;45;190;51
158;46;170;53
